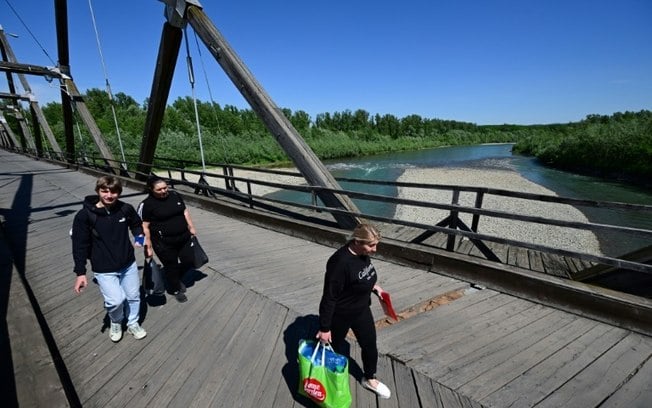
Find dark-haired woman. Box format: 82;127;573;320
137;177;197;302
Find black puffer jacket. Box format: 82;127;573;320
71;195;143;275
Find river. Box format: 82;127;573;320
269;143;652;256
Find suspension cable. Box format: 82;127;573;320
192;29;230;164
3;0;56;65
183;27;206;173
87;0;127;169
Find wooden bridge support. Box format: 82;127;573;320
184;4;360;228
140;1;360;228
0;28;62;157
137;22;183;180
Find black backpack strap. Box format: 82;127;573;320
85;208;100;238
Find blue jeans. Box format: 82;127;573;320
94;261;141;326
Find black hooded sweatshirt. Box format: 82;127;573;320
71;195;143;275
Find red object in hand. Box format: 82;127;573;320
379;292;398;321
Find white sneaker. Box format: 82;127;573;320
127;323;147;340
109;322;122;342
362;378;391;399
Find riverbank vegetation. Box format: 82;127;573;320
4;89;651;183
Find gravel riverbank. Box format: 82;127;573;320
395;167;603;255
165;165;602;255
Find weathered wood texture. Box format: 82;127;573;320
1;149;651;407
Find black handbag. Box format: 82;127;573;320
190;236;209;268
144;257;165;295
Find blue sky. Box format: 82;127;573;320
1;0;651;125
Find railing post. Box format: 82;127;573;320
222;165;231;190
471;191;484;232
446;189;460;251
247;181;253;209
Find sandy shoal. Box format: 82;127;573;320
395;167;602;255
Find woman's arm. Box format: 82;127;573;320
184;209;196;236
142;221;153;258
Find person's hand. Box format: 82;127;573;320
316;330;331;344
145;245;154;258
188;225;197;236
74;275;87;294
373;285;386;298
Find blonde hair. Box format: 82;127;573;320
349;223;381;244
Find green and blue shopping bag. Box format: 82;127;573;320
297;339;351;408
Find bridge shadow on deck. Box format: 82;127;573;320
0;171;81;407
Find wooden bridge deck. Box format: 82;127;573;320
2;149;651;407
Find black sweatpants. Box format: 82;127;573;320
152;232;194;293
330;307;378;379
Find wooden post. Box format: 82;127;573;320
446;190;461;251
185;5;360;229
137;22;183;181
62;78;119;173
54;0;75;163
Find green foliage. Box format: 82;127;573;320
513;110;652;181
10;88;651;183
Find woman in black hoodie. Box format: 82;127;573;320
316;223;391;399
72;176;146;343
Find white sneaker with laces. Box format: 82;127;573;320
362;377;391;399
109;322;122;342
127;323;147;340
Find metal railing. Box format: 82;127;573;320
15;150;652;279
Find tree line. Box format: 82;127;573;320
4;88;651;184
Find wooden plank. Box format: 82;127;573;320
390;295;528;363
350;344;374;408
177;294;272;407
600;354;652;407
205;300;290;407
87;275;232;406
135;287;257;406
412;369;442;407
74;270;215;398
432;381;484;408
413;304;560;379
453;313;594;400
254;312;305;408
374;349;399;408
541;252;571;278
527;250;545;273
535;331;652;408
393;359;421;408
4;261;69;407
480;324;629;407
377;289;501;350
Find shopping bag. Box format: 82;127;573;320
297;340;351;408
143;257;165;295
190;236;209;268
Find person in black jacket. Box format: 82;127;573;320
316;223;392;399
72;176;147;342
137;176;197;303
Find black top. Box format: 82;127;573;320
318;245;378;332
71;195;143;275
138;191;188;238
